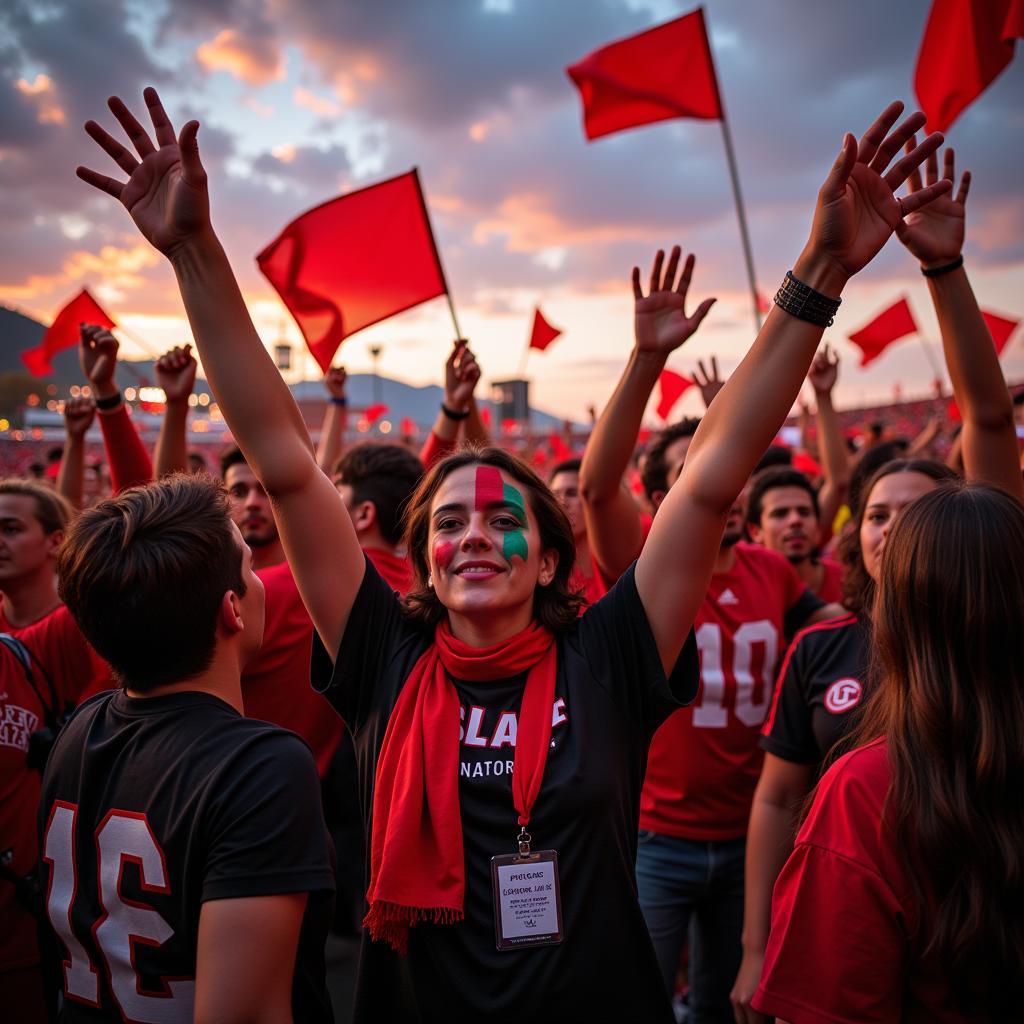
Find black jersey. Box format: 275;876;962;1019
760;614;870;765
37;689;335;1023
311;557;699;1024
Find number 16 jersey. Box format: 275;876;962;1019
640;543;820;840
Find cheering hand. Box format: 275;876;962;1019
77;87;210;258
63;396;96;438
633;247;716;357
324;366;348;400
896;145;969;268
445;339;480;411
802;102;951;289
155;344;197;403
692;356;724;408
79;325;120;397
808;344;839;396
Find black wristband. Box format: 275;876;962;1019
774;271;842;328
441;403;469;421
94;391;122;411
329;396;348;407
921;255;963;278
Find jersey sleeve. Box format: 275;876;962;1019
309;554;421;731
202;731;335;902
760;632;819;764
573;561;699;735
752;841;906;1024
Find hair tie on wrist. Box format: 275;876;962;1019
441;403;469;421
94;391;123;411
921;256;963;278
329;396;348;407
773;271;842;328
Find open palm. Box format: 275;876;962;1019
896;147;968;266
633;247;716;355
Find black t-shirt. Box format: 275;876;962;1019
760;613;870;764
37;689;335;1023
311;557;699;1023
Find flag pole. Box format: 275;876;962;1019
917;333;945;389
411;166;463;341
516;346;530;378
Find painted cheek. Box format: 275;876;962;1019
433;539;456;570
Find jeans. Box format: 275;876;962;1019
636;831;746;1024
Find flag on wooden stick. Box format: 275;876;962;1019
848;298;918;367
21;288;115;377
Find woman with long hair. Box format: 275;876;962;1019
76;86;951;1022
732;145;1024;1023
753;482;1024;1021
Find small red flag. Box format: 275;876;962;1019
566;7;723;141
257;169;447;373
480;406;493;429
529;307;562;352
21;288;115;377
363;403;388;424
848;298;918;367
656;370;693;421
914;0;1023;133
756;290;771;314
400;416;417;436
982;309;1020;355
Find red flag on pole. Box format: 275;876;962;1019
914;0;1024;132
400;416;417;436
982;309;1020;355
756;290;771;315
566;7;723;140
529;307;563;352
363;403;388;424
656;370;693;421
21;288;115;377
848;298;918;367
257;169;447;373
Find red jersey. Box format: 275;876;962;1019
754;739;977;1023
816;557;844;604
242;562;344;777
364;546;413;596
640;543;817;840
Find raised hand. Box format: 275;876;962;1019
77;87;209;257
445;339;480;410
324;366;348;400
896;145;969;268
808;344;839;395
155;344;197;403
79;325;120;397
63;395;96;438
633;247;716;356
692;356;724;408
803;102;951;287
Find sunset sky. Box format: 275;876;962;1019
2;0;1022;422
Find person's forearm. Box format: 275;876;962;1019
98;404;153;491
742;797;799;954
464;397;490;446
169;232;316;493
814;390;850;540
57;435;85;508
154;400;189;478
928;266;1023;497
316;402;347;473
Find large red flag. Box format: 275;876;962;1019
914;0;1024;132
257;169;447;372
21;288;115;377
982;309;1020;355
656;370;693;420
529;307;562;352
566;7;722;141
848;298;918;367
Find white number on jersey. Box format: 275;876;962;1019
692;620;778;729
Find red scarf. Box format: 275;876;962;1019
363;619;557;953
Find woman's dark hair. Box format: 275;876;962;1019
837;458;956;615
402;446;583;632
848;483;1024;1016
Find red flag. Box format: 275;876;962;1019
756;290;771;314
363;403;388;424
529;308;562;352
982;309;1020;355
257;170;447;373
848;298;918;367
914;0;1023;132
400;416;417;436
566;7;722;141
656;370;693;420
480;406;493;429
21;288;115;377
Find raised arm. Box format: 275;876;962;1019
57;396;96;509
807;345;851;543
78;88;363;658
315;366;348;473
637;103;951;672
153;344;197;478
897;145;1024;500
692;355;725;411
419;339;480;469
579;248;715;579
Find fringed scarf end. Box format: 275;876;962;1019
363;900;464;955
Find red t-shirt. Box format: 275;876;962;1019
364;546;414;596
816;557;844;604
640;544;812;840
242;562;345;777
754;739;973;1023
0;608;102;972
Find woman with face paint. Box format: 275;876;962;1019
78;87;953;1021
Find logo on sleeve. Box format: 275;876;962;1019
824;678;862;714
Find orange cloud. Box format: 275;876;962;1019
197;29;284;85
293;86;341;117
16;74;65;125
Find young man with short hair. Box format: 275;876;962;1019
39;475;334;1022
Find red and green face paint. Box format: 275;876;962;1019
475;465;528;563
